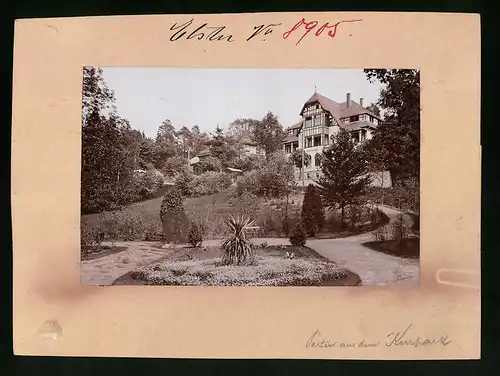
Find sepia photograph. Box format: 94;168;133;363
80;67;420;287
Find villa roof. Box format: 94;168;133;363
343;121;377;132
300;92;382;124
284;134;299;143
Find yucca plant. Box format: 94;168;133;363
220;215;256;266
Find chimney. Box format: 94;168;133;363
360;97;364;107
346;93;351;108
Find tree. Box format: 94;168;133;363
317;129;371;227
81;67;116;124
290;149;311;179
366;103;381;117
228;118;259;138
198;156;222;173
138;136;156;169
190;125;211;154
252;112;286;161
301;184;325;237
163;155;189;177
178;126;193;158
174;168;195;196
207;125;237;168
257;152;295;198
159;186;189;244
154;119;180;168
364;69;420;184
81;111;124;213
232;154;265;171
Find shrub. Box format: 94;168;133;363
129;169;164;201
235;170;261;196
235;153;294;198
390;213;411;244
220;215;256;266
188;222;204;247
192;171;232;196
326;211;342;233
232;154;265;172
198;156;223;173
81;218;105;254
163;156;189;177
289;222;307;247
174;168;196;196
160;187;189;244
346;204;362;229
301;184;325;236
371;226;389;242
98;210;162;241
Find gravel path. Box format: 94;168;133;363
81;206;418;286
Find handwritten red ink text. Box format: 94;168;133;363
283;18;363;45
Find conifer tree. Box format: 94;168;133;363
301;184;325;237
317;129;371;228
159;186;189;244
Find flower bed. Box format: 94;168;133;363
130;256;351;286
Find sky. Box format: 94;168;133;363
100;68;384;138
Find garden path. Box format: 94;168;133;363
81;205;418;286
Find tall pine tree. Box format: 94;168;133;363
317;129;371;227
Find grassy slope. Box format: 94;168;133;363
83;189;304;226
83;190;235;226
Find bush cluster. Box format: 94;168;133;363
365;184;420;213
175;170;232;197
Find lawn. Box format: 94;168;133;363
83;189;236;226
113;244;362;286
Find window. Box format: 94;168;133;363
359;114;367;121
351;131;360;143
305;117;312;128
350;115;360;122
306;137;313;148
293;142;299;151
313;135;322;147
360;130;366;142
369;116;374;123
285;143;292;154
314;153;322;167
324;134;329;145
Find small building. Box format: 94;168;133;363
226;167;243;185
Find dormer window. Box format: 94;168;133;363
359;114;367;121
350;115;359;122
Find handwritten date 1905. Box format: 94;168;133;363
283;18;363;45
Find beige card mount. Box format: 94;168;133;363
12;12;480;359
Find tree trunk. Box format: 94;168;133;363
340;205;345;229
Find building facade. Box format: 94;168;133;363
283;91;391;187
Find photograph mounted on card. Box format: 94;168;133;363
11;12;480;359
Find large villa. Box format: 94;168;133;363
283;91;389;186
191;90;391;187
